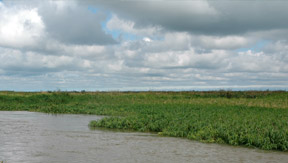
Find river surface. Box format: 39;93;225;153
0;111;288;163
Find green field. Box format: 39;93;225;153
1;91;288;151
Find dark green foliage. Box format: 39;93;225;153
90;105;288;151
1;91;288;151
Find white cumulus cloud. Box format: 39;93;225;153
0;2;45;48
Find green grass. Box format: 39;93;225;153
1;91;288;151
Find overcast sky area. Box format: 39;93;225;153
0;0;288;91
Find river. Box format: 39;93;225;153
0;111;287;163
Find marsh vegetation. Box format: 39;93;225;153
1;90;287;151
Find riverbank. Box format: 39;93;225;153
1;91;287;151
2;111;288;163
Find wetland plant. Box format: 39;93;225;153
1;91;288;151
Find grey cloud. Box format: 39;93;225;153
38;3;116;45
0;47;98;76
85;0;288;35
0;0;287;91
0;0;117;48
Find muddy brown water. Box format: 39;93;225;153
0;111;287;163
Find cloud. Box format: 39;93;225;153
0;47;85;76
106;14;162;39
84;0;288;35
144;49;229;70
89;0;219;33
1;0;116;47
38;1;116;45
0;0;287;91
0;3;45;48
196;35;251;49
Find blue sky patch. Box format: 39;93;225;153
236;40;271;52
87;6;98;14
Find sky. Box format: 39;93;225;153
0;0;287;91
